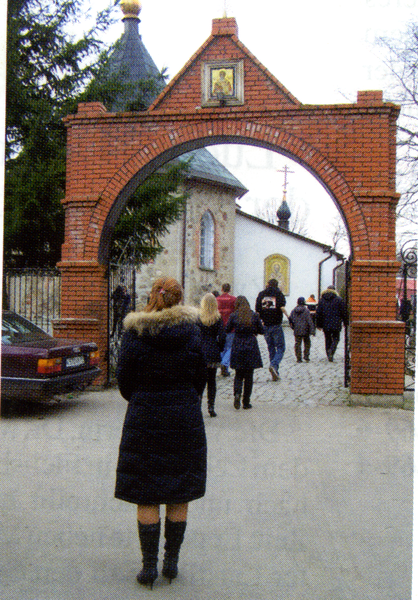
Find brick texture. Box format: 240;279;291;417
56;17;404;394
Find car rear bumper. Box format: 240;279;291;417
1;367;101;400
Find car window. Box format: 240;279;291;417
1;313;50;345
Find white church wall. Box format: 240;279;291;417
234;213;342;314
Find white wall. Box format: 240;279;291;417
234;213;343;314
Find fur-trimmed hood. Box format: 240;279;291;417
321;288;339;300
123;304;200;337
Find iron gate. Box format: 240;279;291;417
399;240;417;392
108;263;136;382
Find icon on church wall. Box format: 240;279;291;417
201;60;244;107
211;68;234;97
264;254;290;296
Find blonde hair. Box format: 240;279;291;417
200;293;221;326
144;277;183;312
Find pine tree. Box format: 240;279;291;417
5;0;187;267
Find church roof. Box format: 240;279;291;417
109;21;161;84
180;149;248;197
106;11;164;111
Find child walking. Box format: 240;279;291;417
198;293;226;417
226;296;264;410
289;297;315;362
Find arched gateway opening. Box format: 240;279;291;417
54;17;404;404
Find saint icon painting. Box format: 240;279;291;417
211;68;234;97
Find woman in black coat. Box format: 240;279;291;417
226;295;264;410
197;293;226;417
115;277;207;588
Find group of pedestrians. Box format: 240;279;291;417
198;279;348;416
113;275;348;589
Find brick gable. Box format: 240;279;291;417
150;18;300;113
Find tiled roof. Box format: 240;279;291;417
180;149;248;196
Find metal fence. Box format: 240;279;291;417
3;268;61;334
398;240;417;392
108;263;136;383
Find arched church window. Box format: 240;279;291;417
200;211;215;270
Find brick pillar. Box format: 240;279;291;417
53;261;108;385
349;259;405;405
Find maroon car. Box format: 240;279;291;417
1;310;100;402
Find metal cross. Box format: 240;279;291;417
277;164;295;193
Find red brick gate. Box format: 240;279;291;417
54;17;404;402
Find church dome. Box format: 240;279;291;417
277;198;291;230
103;0;164;111
277;198;291;220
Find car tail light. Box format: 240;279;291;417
37;358;62;374
89;351;100;366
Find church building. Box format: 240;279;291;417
108;0;345;311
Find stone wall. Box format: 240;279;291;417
134;180;237;308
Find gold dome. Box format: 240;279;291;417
120;0;142;19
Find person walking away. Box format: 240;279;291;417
115;276;207;588
255;278;289;381
226;295;264;409
198;293;226;417
305;294;317;327
289;297;315;362
111;285;127;337
216;283;237;376
315;285;348;362
120;285;131;319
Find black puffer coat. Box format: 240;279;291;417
226;312;264;370
197;318;226;365
115;305;207;505
315;290;348;332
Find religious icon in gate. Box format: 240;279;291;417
201;60;244;107
211;68;234;97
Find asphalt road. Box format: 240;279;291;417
0;330;414;600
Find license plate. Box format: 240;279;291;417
66;356;85;368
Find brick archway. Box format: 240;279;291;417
55;17;404;402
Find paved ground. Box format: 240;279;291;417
216;327;351;409
0;328;414;600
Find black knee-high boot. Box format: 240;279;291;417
137;520;160;588
162;518;187;582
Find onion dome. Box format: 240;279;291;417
277;197;291;230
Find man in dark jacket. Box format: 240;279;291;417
255;278;288;381
315;285;348;362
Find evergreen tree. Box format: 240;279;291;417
5;0;186;267
5;0;117;266
111;161;190;266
